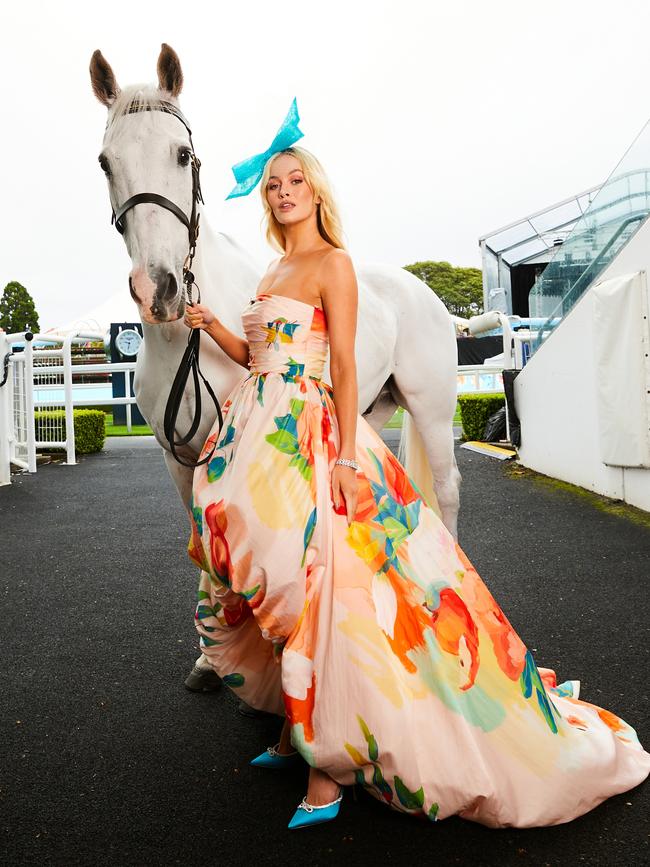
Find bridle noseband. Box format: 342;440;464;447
107;97;223;468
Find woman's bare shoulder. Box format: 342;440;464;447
319;248;357;301
322;246;353;267
264;255;283;276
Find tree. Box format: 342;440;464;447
404;261;483;318
0;281;40;334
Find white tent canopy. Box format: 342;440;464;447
45;289;140;336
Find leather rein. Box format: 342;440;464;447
108;98;223;468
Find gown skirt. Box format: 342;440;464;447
187;292;650;828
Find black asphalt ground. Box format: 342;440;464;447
1;434;648;867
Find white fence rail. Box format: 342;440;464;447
456;365;504;395
0;329;139;486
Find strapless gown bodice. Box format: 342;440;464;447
242;293;329;380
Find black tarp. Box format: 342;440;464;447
457;336;503;365
502;368;521;447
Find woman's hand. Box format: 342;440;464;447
184;303;216;330
332;463;358;526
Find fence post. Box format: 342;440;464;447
124;369;132;433
62;334;76;465
24;333;37;473
0;331;11;485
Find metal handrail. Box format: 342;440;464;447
533;212;649;348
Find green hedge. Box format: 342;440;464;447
34;409;106;454
457;393;505;441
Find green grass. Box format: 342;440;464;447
384;403;462;429
384;406;404;429
102;401;462;438
104;412;153;437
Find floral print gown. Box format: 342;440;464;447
187;292;650;828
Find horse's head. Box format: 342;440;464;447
90;44;200;325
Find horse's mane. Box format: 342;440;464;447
104;84;180;143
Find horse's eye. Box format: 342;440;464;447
178;148;191;167
98;154;111;176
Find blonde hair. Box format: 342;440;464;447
259;146;347;252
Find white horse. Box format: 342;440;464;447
89;44;461;548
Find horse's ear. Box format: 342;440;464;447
157;43;184;97
89;50;121;107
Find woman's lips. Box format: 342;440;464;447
279;203;294;211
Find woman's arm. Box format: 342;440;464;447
204;315;250;368
322;249;359;454
185;257;284;367
320;249;360;524
184;303;250;369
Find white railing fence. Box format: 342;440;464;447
0;329;138;486
7;344;33;471
456;365;504;395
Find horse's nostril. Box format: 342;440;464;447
162;271;177;302
150;267;179;316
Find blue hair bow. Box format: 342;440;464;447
225;97;304;200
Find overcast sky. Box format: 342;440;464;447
2;0;650;330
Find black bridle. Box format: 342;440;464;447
108;98;223;468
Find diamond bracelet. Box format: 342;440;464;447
335;457;360;471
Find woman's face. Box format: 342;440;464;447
265;153;317;225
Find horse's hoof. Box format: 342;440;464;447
237;700;276;719
184;663;223;692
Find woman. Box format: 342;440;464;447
184;123;650;830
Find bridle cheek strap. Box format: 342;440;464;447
108;97;221;468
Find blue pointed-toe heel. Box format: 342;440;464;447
249;743;301;770
553;680;581;699
287;787;343;830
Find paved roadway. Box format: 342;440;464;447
1;434;648;867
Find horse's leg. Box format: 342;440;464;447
162;449;222;691
162;447;194;508
389;373;462;540
416;412;461;539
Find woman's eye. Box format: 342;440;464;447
268;179;301;190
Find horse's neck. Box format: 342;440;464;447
191;210;262;327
